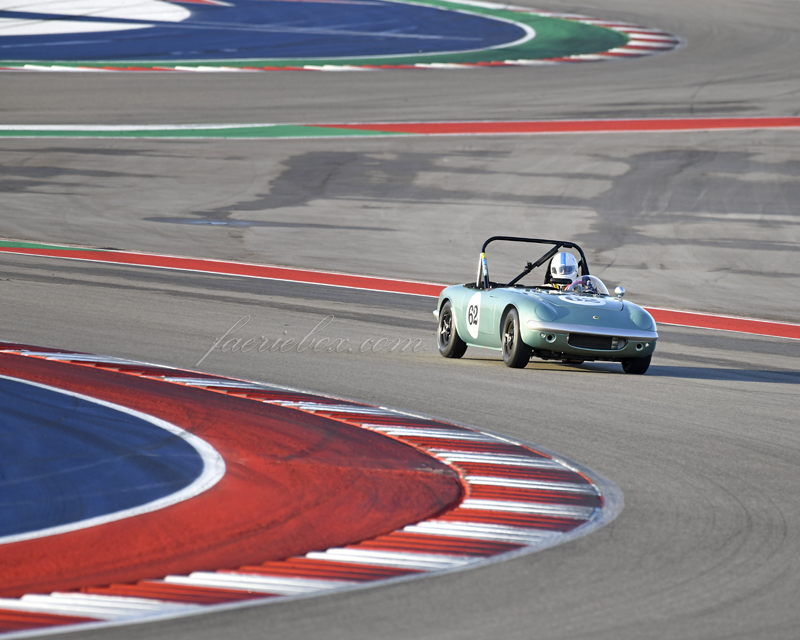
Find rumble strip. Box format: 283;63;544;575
0;343;621;637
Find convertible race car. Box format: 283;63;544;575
434;236;657;374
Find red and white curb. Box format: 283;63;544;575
0;3;682;72
508;10;682;65
0;343;621;637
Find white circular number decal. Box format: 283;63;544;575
466;292;481;339
560;295;606;306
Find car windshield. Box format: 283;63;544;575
564;275;609;296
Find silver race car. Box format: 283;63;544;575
435;236;657;374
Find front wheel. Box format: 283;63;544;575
501;308;532;368
622;355;651;375
438;301;467;358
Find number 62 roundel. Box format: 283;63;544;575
466;292;481;339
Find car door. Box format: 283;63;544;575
480;288;504;349
459;288;484;346
455;287;501;349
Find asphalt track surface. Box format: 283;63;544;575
1;0;800;638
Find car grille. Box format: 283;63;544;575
568;334;626;350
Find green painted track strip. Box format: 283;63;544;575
2;118;799;140
0;240;99;251
0;125;402;139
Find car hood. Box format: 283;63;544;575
511;288;657;335
517;289;625;312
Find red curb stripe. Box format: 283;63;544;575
647;308;800;340
0;610;98;633
317;117;800;135
357;532;523;555
2;245;797;338
242;558;418;580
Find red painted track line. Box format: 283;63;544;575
0;247;444;297
318;116;800;135
1;245;798;339
646;307;800;340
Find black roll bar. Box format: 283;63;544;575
478;236;590;289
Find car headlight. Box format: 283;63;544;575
629;306;655;331
533;302;557;322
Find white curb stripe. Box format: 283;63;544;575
465;476;596;493
164;573;352;595
625;40;676;48
159;377;267;388
306;549;474;570
370;427;497;441
430;452;562;468
404;521;556;543
460;499;595;519
265;401;391;414
17;352;141;364
0;594;198;620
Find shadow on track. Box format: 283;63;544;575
515;361;800;384
456;358;800;383
646;365;800;384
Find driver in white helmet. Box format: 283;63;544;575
547;252;579;288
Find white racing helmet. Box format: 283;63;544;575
549;252;579;284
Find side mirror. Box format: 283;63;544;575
615;286;625;299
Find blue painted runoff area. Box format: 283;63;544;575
0;377;204;538
0;0;526;62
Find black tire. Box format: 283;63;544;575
622;355;651;375
438;300;467;358
501;307;532;368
